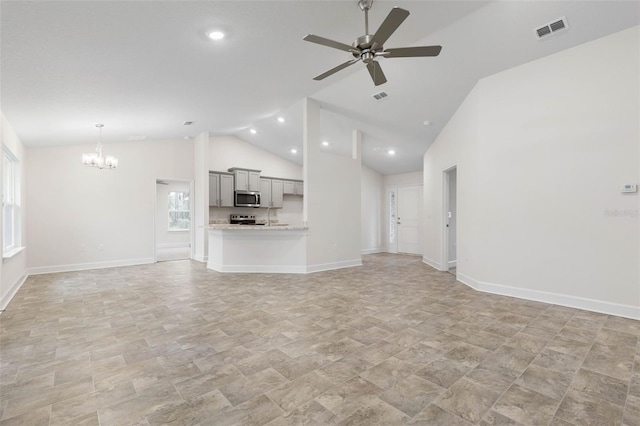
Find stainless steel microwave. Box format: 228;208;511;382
234;191;261;207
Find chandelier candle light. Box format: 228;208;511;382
82;124;118;169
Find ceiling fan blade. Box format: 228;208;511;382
370;7;410;48
303;34;355;53
383;45;442;58
313;58;361;81
366;61;387;86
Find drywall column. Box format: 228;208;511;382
303;97;362;272
193;132;210;262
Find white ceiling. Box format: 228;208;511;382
1;1;638;175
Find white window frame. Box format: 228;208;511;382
2;147;22;259
168;191;190;231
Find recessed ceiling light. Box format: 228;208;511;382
290;149;297;154
321;141;329;147
249;128;257;134
423;120;431;126
277;117;285;123
208;31;225;40
388;149;396;156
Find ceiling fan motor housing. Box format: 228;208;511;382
353;34;379;63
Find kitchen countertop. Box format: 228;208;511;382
209;224;307;231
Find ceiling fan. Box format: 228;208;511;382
303;0;442;86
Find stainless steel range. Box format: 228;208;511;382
230;214;257;225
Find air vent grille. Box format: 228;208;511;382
372;91;389;101
535;16;568;39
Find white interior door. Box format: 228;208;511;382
397;185;422;255
447;168;457;269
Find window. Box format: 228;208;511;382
2;148;21;254
168;191;190;231
389;189;396;245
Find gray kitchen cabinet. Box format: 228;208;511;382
283;180;304;196
260;178;284;208
229;168;261;192
209;172;234;207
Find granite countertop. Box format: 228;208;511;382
209;224;307;230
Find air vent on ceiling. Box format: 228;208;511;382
372;91;389;101
183;121;194;126
535;17;568;39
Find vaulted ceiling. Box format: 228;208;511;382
1;1;638;175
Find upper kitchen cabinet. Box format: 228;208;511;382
209;172;234;207
283;180;304;196
229;168;261;192
260;178;284;208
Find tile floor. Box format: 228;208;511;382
0;254;638;425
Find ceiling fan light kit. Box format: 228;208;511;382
304;0;442;86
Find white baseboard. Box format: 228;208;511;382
157;243;190;249
306;259;363;274
362;248;385;255
448;260;457;268
0;274;28;311
456;273;640;320
422;255;444;271
27;257;155;275
207;263;307;274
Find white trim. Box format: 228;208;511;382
157;242;191;249
442;165;457;274
422;255;444;271
362;248;385;255
457;273;640;320
2;246;25;261
0;273;27;311
448;260;457;268
305;259;362;273
207;263;308;274
193;255;207;263
27;257;154;275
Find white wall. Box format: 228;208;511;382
155;180;191;249
304;98;362;272
423;26;640;319
26;138;194;273
209;135;302;180
1;113;28;310
361;165;384;254
384;171;423;187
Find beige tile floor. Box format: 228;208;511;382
1;253;638;425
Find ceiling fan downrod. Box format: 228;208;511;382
358;0;373;34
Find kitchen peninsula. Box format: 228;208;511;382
207;224;308;273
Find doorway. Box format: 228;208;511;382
443;167;457;274
396;185;423;255
154;179;194;262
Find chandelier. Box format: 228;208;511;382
82;124;118;169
